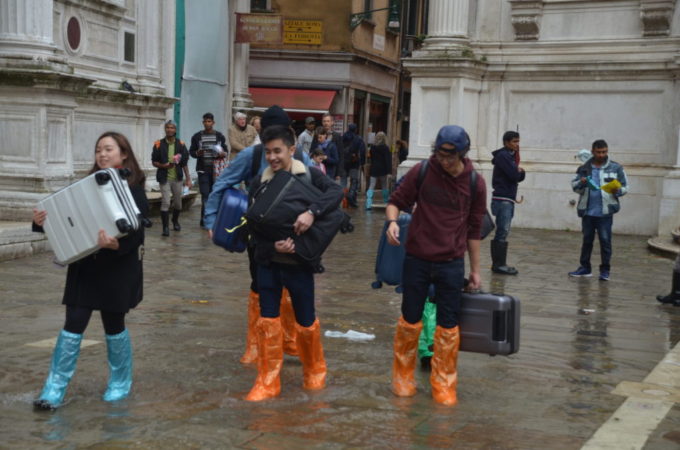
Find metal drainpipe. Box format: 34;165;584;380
173;0;185;135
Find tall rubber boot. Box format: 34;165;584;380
491;240;518;275
34;330;83;410
245;317;283;402
295;319;327;390
365;189;374;210
280;289;299;356
172;209;182;231
161;211;170;237
382;189;390;203
657;270;680;306
391;317;423;397
418;299;437;369
103;329;133;402
240;290;260;364
430;325;460;406
342;188;349;209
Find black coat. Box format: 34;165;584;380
151;138;189;183
248;163;343;272
369;144;392;178
61;185;148;313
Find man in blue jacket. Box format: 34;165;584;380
490;131;525;275
569;139;628;281
204;105;312;364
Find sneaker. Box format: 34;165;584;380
569;267;592;277
599;271;610;281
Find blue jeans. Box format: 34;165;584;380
579;215;613;272
491;199;514;242
257;263;316;327
401;254;465;328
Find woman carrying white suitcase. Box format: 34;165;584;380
32;131;148;410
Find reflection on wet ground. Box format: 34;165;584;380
1;205;679;448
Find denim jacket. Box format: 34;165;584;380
571;157;628;217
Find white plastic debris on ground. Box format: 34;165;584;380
324;330;375;341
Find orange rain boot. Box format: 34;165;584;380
342;188;349;209
391;317;423;397
295;319;327;390
280;289;299;356
240;290;260;364
245;317;284;402
430;325;460;406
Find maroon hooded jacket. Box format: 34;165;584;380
389;155;486;262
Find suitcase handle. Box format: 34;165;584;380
140;216;152;228
116;219;133;234
95;172;111;185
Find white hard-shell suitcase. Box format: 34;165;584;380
37;168;141;265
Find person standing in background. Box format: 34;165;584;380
151;120;191;236
189;112;227;227
490;131;525;275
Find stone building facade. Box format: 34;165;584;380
0;0;178;221
404;0;680;237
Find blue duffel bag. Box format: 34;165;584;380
212;188;248;253
371;213;411;292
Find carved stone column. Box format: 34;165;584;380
424;0;470;50
0;0;67;69
231;0;252;111
509;0;544;41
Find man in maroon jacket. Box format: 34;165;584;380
385;125;486;406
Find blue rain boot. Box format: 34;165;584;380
34;330;83;410
103;329;133;402
365;189;374;210
382;189;390;203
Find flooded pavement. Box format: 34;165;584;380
1;205;679;449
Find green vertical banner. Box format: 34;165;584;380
174;0;185;135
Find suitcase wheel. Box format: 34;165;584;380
118;168;132;179
116;219;132;233
395;285;404;294
95;172;111;185
371;280;383;289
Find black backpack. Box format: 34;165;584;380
247;169;352;270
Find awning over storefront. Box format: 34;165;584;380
249;87;336;113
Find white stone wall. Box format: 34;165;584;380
0;0;176;220
403;0;680;236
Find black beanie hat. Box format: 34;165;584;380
261;105;290;130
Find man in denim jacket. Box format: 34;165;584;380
569;139;628;281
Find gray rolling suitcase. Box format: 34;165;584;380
37;168;141;265
459;292;520;356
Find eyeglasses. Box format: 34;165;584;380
435;151;459;163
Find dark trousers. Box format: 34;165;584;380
401;254;465;328
579;215;613;272
257;263;315;327
64;305;126;335
247;244;258;293
198;171;215;223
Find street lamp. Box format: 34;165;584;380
350;1;401;31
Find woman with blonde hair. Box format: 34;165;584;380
366;131;392;209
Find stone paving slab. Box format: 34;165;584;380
0;205;678;449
